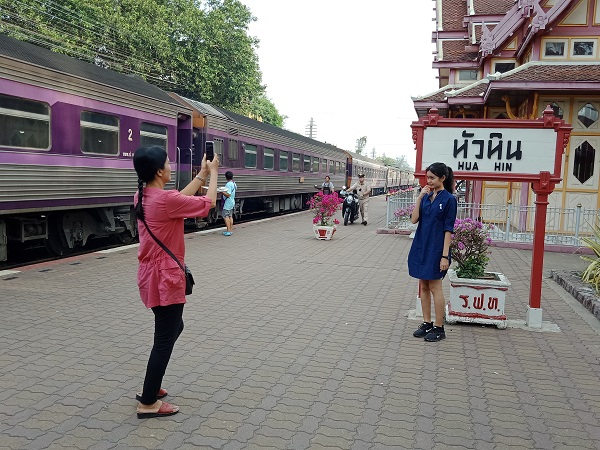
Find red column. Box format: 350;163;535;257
529;172;555;310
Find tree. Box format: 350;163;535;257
395;155;413;171
376;154;395;166
246;95;285;127
355;136;367;155
0;0;285;122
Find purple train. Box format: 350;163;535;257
0;34;411;262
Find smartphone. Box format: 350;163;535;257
205;141;214;161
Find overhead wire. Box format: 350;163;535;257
0;0;183;88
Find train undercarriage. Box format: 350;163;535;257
0;193;309;263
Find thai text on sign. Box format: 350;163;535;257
422;127;556;174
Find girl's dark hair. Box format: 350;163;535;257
133;146;168;220
426;162;455;193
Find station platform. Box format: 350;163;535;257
1;196;599;450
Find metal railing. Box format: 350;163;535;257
386;193;600;247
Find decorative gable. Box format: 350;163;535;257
559;0;589;25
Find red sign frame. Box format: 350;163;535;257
411;106;571;183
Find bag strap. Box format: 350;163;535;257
140;217;185;274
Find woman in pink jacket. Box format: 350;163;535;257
133;145;218;418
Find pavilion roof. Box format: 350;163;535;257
441;0;467;30
441;40;479;62
413;61;600;112
472;0;516;15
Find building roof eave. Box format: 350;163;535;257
516;0;575;59
433;61;479;68
489;81;600;91
447;97;485;105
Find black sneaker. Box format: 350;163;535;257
413;322;433;338
424;326;446;342
363;221;367;226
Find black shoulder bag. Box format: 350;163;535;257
140;218;195;295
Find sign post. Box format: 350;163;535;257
411;106;571;328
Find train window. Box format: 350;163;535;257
264;147;274;170
228;139;238;160
303;155;310;172
140;122;167;149
80;111;118;155
244;143;257;168
280;151;288;171
312;157;320;172
322;159;328;173
213;138;224;161
0;94;50;150
292;153;300;171
329;160;335;174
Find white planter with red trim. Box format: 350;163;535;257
445;269;511;329
313;225;337;240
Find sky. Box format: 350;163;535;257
240;1;439;167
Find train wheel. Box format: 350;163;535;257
44;214;73;257
344;209;350;226
116;231;135;245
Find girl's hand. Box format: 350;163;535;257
199;155;209;178
440;257;449;271
419;186;431;198
206;154;219;172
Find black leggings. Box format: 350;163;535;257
139;303;184;405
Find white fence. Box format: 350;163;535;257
386;193;600;247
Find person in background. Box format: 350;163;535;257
408;162;457;342
348;174;371;225
222;170;236;236
321;175;334;195
133;146;218;418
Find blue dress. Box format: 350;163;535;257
408;189;457;280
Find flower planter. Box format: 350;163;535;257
445;268;511;329
313;225;337;240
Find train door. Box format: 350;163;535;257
176;113;193;190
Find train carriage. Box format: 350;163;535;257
0;32;415;263
0;34;193;260
171;95;348;222
343;151;389;195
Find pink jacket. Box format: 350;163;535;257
135;188;212;308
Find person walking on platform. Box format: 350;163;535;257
222;170;236;236
408;162;457;342
321;175;334;195
348;173;371;225
133;146;219;418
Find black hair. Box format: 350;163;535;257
133;146;168;220
426;162;454;193
225;171;234;181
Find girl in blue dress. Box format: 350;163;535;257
408;162;457;342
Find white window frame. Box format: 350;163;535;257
543;39;568;59
571;39;597;59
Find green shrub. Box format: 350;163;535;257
581;224;600;292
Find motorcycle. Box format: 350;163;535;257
340;187;360;226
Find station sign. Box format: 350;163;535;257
422;127;556;176
411;106;572;182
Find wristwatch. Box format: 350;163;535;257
195;175;205;182
441;255;449;259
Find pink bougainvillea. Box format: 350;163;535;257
307;192;343;226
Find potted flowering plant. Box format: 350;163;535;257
449;217;492;279
446;217;511;329
307;192;342;240
393;203;415;235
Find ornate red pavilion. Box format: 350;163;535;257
412;0;600;212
